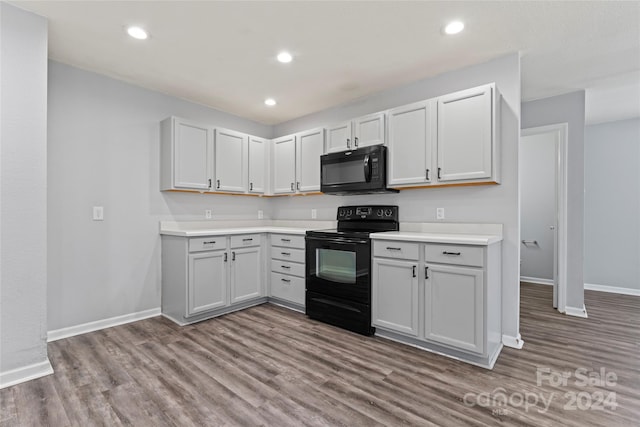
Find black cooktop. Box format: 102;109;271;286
306;205;399;239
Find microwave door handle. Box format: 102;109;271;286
363;154;372;182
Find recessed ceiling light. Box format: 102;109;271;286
264;98;277;106
277;52;293;63
127;26;148;40
444;21;465;35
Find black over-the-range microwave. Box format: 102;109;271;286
320;145;398;195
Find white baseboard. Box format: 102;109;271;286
502;333;524;349
520;276;554;286
563;304;588;318
0;359;54;389
584;283;640;296
47;307;161;342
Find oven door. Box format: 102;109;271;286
305;235;371;303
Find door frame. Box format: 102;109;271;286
520;123;568;313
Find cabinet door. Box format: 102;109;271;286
215;128;247;192
188;251;228;315
387;100;434;186
353;112;385;149
437;84;493;182
230;246;262;304
325;121;352;153
248;136;266;193
424;264;484;354
272;135;297;194
296;128;324;192
372;258;419;336
173;119;213;190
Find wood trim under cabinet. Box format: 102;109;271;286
390;181;499;191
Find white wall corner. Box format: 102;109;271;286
563;305;588;318
0;359;54;389
48;307;161;342
502;334;524;349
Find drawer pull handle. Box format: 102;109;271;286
224;253;228;262
425;266;429;279
412;265;416;278
242;238;253;242
281;252;291;256
386;247;402;251
281;278;291;283
281;265;291;269
281;238;291;242
203;241;216;244
442;251;461;256
232;251;236;261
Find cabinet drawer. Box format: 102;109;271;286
230;234;261;248
189;236;227;252
373;240;419;261
271;260;305;278
270;272;305;305
271;247;305;263
270;234;305;249
425;244;484;267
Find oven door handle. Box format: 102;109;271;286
305;236;369;245
363;154;372;183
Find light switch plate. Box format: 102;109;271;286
93;206;104;221
436;207;445;220
205;210;212;219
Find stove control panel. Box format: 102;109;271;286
337;205;398;221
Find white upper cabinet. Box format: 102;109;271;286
325;112;386;153
353;112;386;149
387;100;435;187
214;128;247;192
296;128;324;192
248;136;267;194
272;135;297;194
437;83;498;183
161;117;214;191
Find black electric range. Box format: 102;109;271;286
305;205;399;335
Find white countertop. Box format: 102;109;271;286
160;220;336;237
160;220;503;245
370;231;502;245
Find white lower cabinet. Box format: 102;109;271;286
424;263;484;354
372;239;502;369
372;258;419;336
188;250;227;315
269;233;306;308
161;234;265;324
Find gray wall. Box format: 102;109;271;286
584;118;640;291
275;54;523;343
520;132;557;281
47;61;272;331
522;91;586;310
0;3;49;373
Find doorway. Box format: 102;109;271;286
520;124;568;312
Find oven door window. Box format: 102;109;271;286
316;248;356;284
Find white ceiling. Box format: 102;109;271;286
12;0;640;126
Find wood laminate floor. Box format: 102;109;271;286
1;283;639;426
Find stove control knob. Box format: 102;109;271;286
339;209;346;217
347;209;353;216
376;209;383;217
384;209;393;217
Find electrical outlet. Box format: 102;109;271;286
311;209;317;219
93;206;104;221
205;209;212;219
436;207;445;220
258;210;264;219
